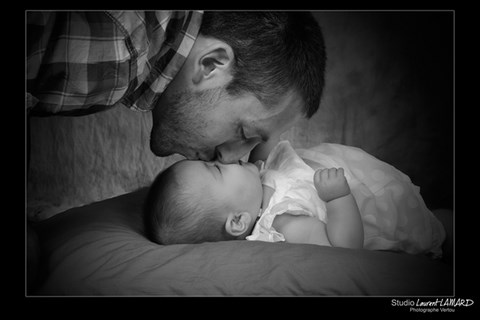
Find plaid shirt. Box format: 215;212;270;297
27;11;203;115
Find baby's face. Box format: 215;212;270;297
173;159;263;218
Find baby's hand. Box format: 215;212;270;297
314;168;351;202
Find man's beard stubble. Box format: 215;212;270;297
150;87;225;158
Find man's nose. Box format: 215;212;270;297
215;147;243;164
215;138;263;164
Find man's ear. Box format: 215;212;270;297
192;39;234;86
225;212;252;237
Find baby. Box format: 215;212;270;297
143;157;363;249
144;141;447;258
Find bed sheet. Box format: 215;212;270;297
33;188;452;296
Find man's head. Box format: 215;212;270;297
150;11;326;163
143;159;263;245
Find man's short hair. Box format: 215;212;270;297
199;11;326;118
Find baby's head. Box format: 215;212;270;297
144;159;263;245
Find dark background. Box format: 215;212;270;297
307;11;453;210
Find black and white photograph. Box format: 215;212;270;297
25;9;464;311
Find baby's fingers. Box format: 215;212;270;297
336;167;345;177
328;168;338;178
314;169;322;183
314;169;327;182
315;168;346;181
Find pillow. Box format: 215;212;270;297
33;188;452;296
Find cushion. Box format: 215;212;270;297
34;188;453;296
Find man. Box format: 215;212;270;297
27;11;326;163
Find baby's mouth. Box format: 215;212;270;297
238;160;260;175
253;160;265;172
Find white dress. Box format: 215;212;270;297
246;141;446;258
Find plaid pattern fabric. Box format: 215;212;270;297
27;11;203;115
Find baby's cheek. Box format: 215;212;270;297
230;182;250;202
240;185;261;209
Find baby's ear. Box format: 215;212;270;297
225;212;252;237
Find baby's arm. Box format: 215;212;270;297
314;168;364;249
272;214;331;246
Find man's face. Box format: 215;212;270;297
150;86;303;163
